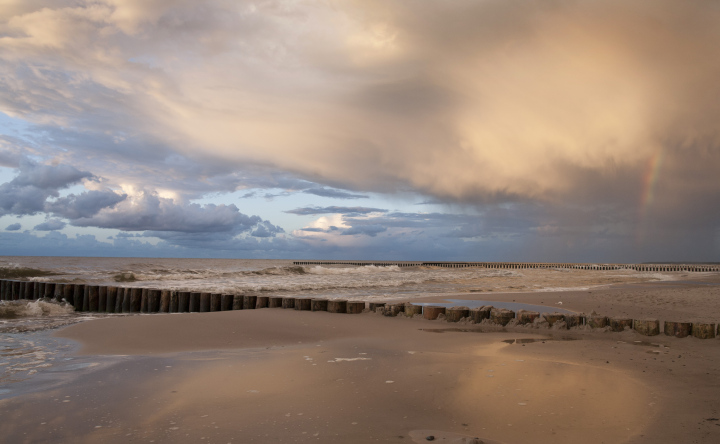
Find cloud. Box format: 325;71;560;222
5;223;21;231
286;206;387;216
0;1;719;259
45;190;127;219
341;224;387;237
302;188;369;200
0;161;92;216
33;219;66;231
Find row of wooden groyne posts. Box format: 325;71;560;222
293;261;720;272
1;278;718;340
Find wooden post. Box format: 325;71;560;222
587;315;608;329
140;288;149;313
210;293;222;311
116;288;127;313
130;288;142;312
404;303;423;317
634;319;660;336
563;314;584;328
346;301;365;314
256;296;269;309
382;303;405;317
35;282;43;300
232;295;244;310
269;297;284;308
73;284;85;311
469;306;492;323
294;298;312;310
24;281;35;300
44;282;55;299
221;294;234;311
160;290;172;313
200;292;211;312
53;283;64;302
282;297;295;309
106;286;118;313
369;302;386;311
88;285;99;312
98;286;107;312
543;313;566;327
243;295;257;310
423;306;446;320
446;306;470;322
189;292;201;312
171;291;182;313
518;311;540;325
148;289;161;313
664;321;692;338
327;300;347;313
311;299;328;311
178;291;191;312
609;317;633;332
490;308;515;326
692;323;716;339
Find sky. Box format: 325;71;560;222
1;0;719;262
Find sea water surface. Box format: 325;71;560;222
0;256;687;397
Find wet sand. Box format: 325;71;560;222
1;278;719;443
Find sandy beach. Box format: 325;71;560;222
0;277;719;443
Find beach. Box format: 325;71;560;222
0;290;718;442
1;260;719;443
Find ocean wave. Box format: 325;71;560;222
0;300;75;319
0;266;59;279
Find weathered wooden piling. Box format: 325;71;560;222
200;292;211;312
148;289;161;313
12;281;20;300
221;294;234;311
346;301;365;314
587;315;608;329
563;314;584;328
116;288;126;313
24;281;34;300
311;299;328;311
160;290;172;313
35;282;43;299
327;299;347;313
210;293;222;311
232;295;244;310
543;313;565;327
178;291;191;313
423;306;446;320
140;288;149;313
130;288;143;312
381;303;404;317
282;297;295;309
98;286;107;312
256;296;269;309
609;317;633;332
634;319;660;336
73;284;85;311
106;286;118;313
518;311;540;325
490;308;515;326
243;295;257;310
664;321;692;338
44;282;55;299
446;306;470;322
469;306;492;323
369;302;386;311
404;303;423;317
269;296;284;308
82;285;91;311
692;323;716;339
295;298;312;311
88;285;99;311
171;291;181;313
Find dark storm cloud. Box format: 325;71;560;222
340;224;387;237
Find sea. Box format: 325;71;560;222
0;256;681;398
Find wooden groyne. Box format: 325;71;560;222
293;261;720;272
1;265;719;340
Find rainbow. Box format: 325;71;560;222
636;150;665;242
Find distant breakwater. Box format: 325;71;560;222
293;261;720;272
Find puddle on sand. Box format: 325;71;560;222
419;329;578;343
